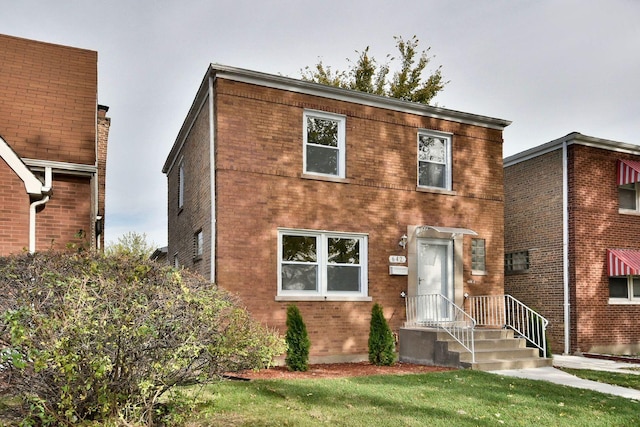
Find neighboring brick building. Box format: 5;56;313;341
505;132;640;356
164;64;510;362
0;34;110;254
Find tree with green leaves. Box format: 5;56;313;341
105;231;156;259
301;35;448;105
285;304;311;371
368;303;396;366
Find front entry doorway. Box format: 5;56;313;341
416;238;453;321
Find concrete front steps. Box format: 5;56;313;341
399;326;552;371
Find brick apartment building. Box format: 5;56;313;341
505;132;640;356
0;34;110;254
163;64;510;362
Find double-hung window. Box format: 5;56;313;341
178;161;185;210
303;110;346;178
619;183;638;211
278;229;368;300
417;130;452;190
193;229;203;260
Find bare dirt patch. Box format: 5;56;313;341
231;361;454;380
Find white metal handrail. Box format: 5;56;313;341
466;295;549;357
405;294;476;363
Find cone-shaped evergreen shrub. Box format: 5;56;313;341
285;304;311;371
368;303;396;366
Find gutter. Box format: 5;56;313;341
28;167;52;254
562;141;570;355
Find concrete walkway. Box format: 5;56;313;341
492;355;640;400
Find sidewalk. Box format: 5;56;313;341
492;354;640;400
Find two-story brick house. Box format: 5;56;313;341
164;64;511;362
505;132;640;356
0;34;109;254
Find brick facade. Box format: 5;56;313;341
165;66;509;362
0;34;109;254
505;134;640;355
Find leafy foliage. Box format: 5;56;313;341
0;252;285;425
285;305;311;372
368;303;396;366
301;35;448;105
105;231;157;259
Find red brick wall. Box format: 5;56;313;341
569;144;640;353
0;34;102;255
0;34;97;164
0;158;30;253
206;79;505;360
504;149;565;353
167;98;212;274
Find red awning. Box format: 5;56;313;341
607;249;640;276
617;159;640;185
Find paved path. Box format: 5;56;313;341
492;355;640;400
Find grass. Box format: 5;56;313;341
2;370;639;426
559;367;640;391
185;370;640;426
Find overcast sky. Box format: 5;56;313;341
3;0;640;247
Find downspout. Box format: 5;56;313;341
562;141;571;354
28;167;52;253
208;75;216;283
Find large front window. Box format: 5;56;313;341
303;111;346;178
278;229;367;299
417;131;451;190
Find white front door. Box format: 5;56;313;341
417;238;453;321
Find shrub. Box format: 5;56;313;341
0;252;285;425
285;305;310;371
368;303;396;366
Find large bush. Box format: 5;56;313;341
284;304;310;372
0;252;285;425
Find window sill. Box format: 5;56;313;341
608;298;640;305
301;173;350;184
471;270;487;276
416;186;456;196
275;295;372;302
618;208;640;216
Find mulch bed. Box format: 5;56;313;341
229;361;454;380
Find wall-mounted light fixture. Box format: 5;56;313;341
398;234;408;249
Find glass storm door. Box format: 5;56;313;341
417;238;453;321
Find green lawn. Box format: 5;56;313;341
2;370;639;426
187;370;640;426
559;367;640;391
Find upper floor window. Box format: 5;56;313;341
178;161;185;209
609;276;640;303
417;131;452;190
471;239;486;274
505;250;529;273
278;229;368;299
303;110;346;178
619;183;638;211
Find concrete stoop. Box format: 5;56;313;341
399;326;553;371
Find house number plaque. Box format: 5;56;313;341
388;255;406;264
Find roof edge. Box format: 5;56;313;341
0;135;44;195
504;132;640;167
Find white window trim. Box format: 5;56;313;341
608;276;640;304
276;228;370;302
194;229;203;260
417;129;452;191
303;110;346;179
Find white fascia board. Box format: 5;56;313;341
22;158;97;175
504;132;640;167
0;136;43;195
